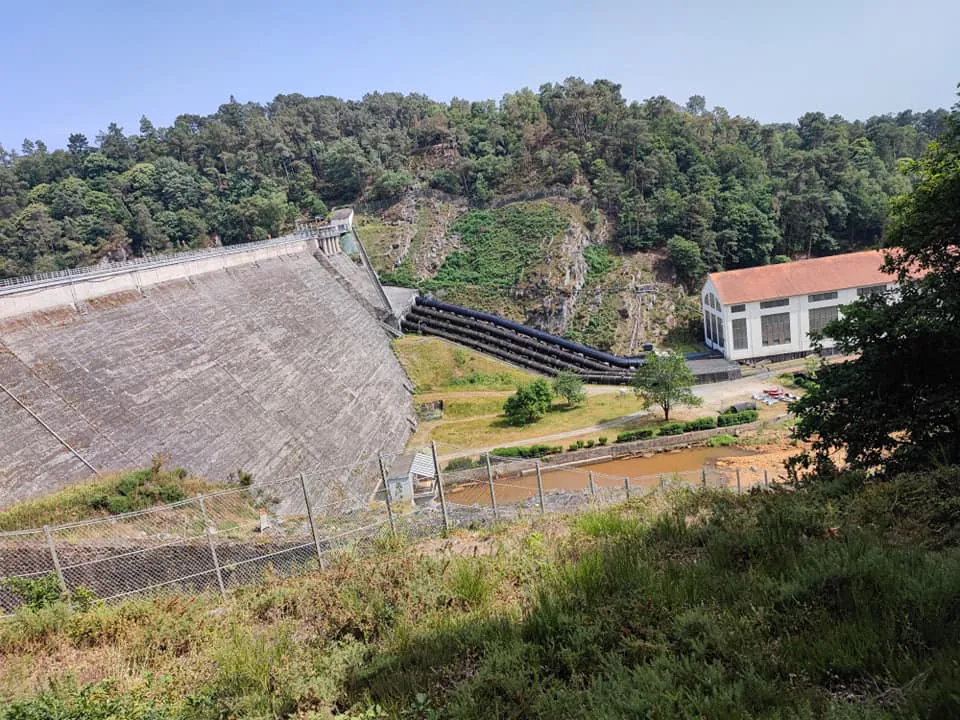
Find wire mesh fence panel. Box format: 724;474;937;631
50;498;213;600
0;529;56;613
219;541;320;589
0;445;787;611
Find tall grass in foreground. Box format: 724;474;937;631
2;470;960;718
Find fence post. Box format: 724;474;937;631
485;453;499;522
736;468;742;495
431;441;449;534
701;467;707;488
300;473;327;567
624;476;631;499
535;460;546;515
659;473;665;490
43;525;66;593
377;455;396;537
588;470;596;497
199;497;227;600
764;469;769;488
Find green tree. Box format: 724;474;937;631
791;103;960;475
503;379;554;425
667;235;706;289
553;371;586;406
631;352;702;422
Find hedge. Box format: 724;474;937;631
490;444;562;459
658;422;686;436
616;428;657;443
682;417;717;432
445;457;480;472
717;410;759;427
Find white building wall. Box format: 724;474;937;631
701;277;893;361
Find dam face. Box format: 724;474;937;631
0;237;414;507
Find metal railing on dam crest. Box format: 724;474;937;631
0;229;327;295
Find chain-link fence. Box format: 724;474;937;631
0;471;390;615
0;443;787;615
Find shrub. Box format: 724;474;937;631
585;440;595;448
490;444;561;459
616;428;656;443
1;574;62;610
115;473;144;497
157;484;187;503
658;422;686;436
706;434;737;447
717;410;759;427
445;457;479;472
105;495;131;514
597;436;608;446
429;169;460;195
683;417;717;432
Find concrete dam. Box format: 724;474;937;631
0;227;415;508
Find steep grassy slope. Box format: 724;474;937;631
391;336;537;392
2;469;960;718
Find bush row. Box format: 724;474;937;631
718;409;759;427
615;411;758;444
490;444;562;459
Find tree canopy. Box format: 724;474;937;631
504;379;554;426
790;96;960;474
553;371;587;406
0;80;947;279
631;352;702;422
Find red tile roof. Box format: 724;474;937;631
707;250;894;306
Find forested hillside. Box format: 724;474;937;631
0;78;947;282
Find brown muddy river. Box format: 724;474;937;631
444;446;757;505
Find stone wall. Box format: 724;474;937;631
0;251;414;508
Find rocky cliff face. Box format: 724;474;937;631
357;191;700;353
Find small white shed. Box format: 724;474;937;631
385;451;436;504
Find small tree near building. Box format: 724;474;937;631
631;352;702;422
553;371;586;406
503;379;554;426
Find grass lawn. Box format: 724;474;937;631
410;391;655;449
392;336;538;393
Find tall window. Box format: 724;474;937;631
808;306;838;335
705;314;713;343
731;304;745;314
760;298;789;309
761;312;791;347
808;291;838;303
716;319;724;347
732;318;748;350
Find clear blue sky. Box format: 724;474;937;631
3;0;958;149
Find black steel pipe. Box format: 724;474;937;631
415;296;645;369
406;306;618;373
